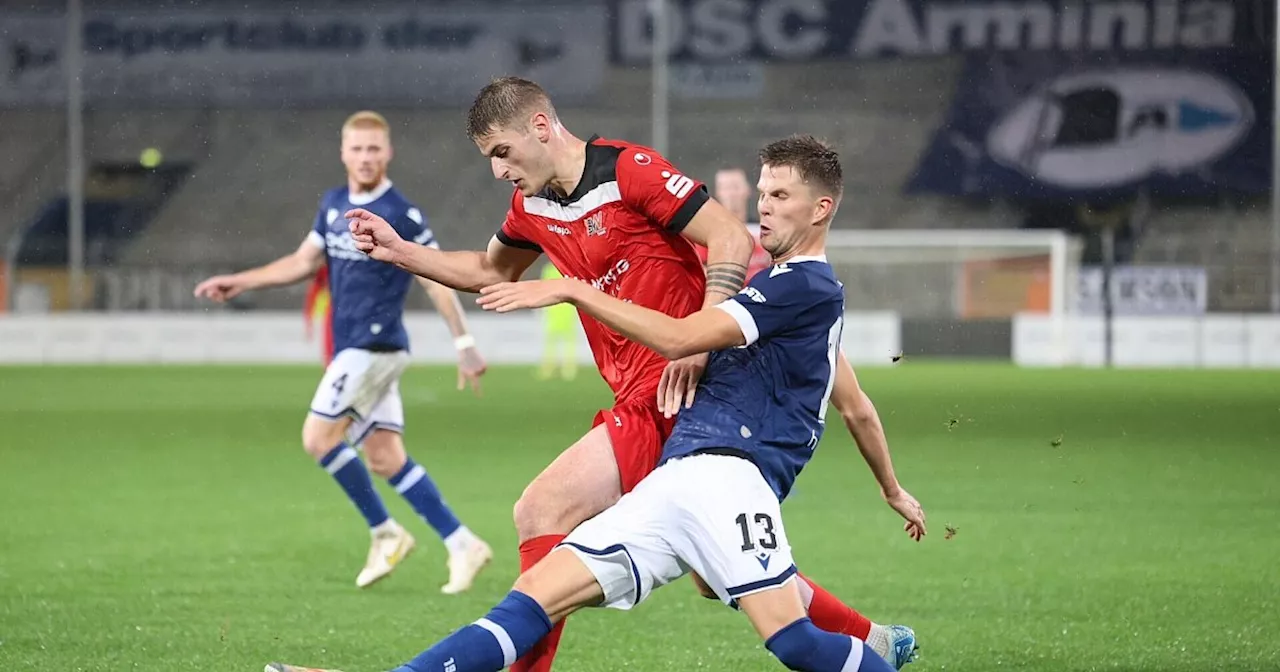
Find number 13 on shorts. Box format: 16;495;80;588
733;510;787;575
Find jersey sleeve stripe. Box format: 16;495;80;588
305;230;325;249
495;229;544;253
666;186;710;233
413;229;435;245
714;299;760;346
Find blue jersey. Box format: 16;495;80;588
307;181;436;353
660;256;844;501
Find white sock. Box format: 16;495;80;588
444;525;476;555
865;623;890;656
371;519;399;536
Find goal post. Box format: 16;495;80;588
823;229;1085;364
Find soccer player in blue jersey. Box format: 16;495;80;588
267;135;924;672
195;111;493;594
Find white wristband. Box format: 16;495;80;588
454;335;476;351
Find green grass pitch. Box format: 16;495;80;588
1;363;1277;671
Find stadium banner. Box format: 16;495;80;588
609;0;1271;64
0;5;605;107
0;311;901;366
905;48;1273;198
1075;266;1207;315
1011;313;1280;368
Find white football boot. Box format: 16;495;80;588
355;522;416;588
866;623;920;669
440;536;493;595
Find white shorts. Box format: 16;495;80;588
308;348;411;445
561;453;797;610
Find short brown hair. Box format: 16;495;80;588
466;77;558;140
758;135;843;201
343;110;390;137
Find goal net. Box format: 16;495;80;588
824;229;1084;362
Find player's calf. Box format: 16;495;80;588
361;431;407;478
735;577;894;672
301;414;391;531
364;429;492;593
765;618;895;672
392;591;553;672
390;549;604;672
302;415;414;588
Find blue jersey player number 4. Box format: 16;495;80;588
195;111;494;597
263;136;926;672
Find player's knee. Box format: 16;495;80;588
765;618;831;672
513;480;577;540
512;485;554;539
362;431;406;478
301;416;347;461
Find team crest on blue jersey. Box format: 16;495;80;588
312;183;429;355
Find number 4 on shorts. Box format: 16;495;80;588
330;373;348;409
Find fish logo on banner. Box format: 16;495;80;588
986;68;1254;189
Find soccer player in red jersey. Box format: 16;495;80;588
346;77;921;670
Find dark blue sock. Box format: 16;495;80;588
319;443;389;528
393;591;553;672
765;617;894;671
388;456;462;539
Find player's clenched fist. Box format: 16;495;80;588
346;208;404;263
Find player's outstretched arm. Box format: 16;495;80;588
830;349;926;541
348;208;539;292
193;238;324;303
477;278;744;360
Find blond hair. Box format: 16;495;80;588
342;110;390;138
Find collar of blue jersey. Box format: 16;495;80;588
780;254;827;264
348;179;393;206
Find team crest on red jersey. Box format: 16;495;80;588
585;211;607;237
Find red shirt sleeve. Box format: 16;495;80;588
493;191;544;253
614;146;711;233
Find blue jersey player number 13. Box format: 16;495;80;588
306;135;928;672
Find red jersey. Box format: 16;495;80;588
694;223;771;281
497;135;708;403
